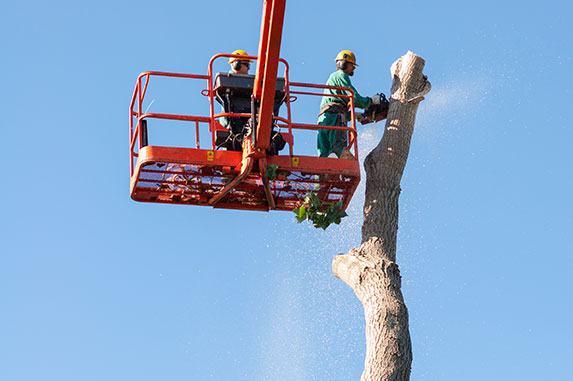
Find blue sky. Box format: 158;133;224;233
1;0;571;380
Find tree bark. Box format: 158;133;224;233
332;51;430;381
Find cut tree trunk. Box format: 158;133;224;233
332;51;430;381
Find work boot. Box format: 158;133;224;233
340;147;356;160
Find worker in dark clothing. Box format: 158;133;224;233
217;50;285;155
220;50;252;129
317;50;382;158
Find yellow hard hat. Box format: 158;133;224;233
229;50;253;64
334;50;358;66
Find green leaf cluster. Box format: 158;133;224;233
265;164;288;180
293;193;348;230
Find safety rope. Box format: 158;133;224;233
390;94;426;103
390;80;431;103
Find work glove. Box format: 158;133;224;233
371;94;382;105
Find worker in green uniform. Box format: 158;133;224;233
317;50;382;158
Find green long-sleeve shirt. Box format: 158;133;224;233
318;70;372;124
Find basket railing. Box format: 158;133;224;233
129;56;359;176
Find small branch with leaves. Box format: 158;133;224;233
293;193;348;230
265;164;288;180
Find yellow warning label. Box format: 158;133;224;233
207;151;214;161
292;157;299;167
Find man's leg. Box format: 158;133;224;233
317;128;334;157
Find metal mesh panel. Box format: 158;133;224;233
132;161;358;211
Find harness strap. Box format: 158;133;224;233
319;101;347;117
319;102;348;125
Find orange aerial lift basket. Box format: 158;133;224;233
128;0;361;212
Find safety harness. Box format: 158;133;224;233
318;101;348;125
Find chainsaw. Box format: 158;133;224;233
357;93;389;125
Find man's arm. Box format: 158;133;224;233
349;83;372;109
337;72;372;109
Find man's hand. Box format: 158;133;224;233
371;94;382;105
356;113;365;123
